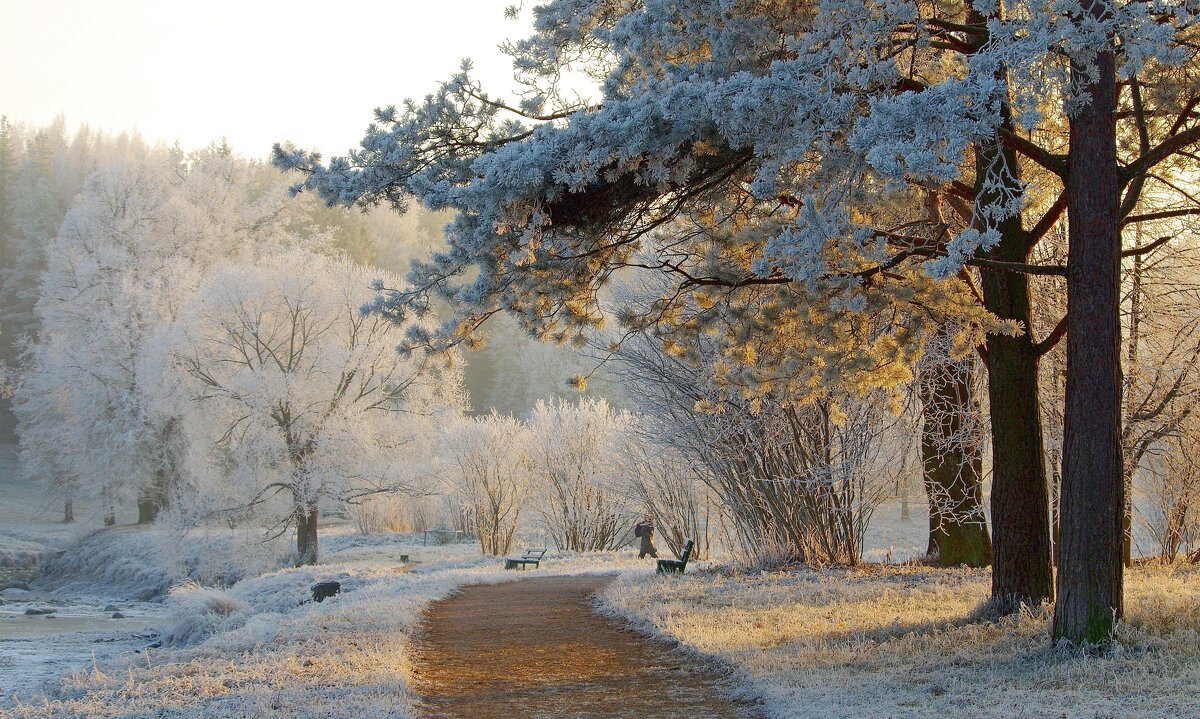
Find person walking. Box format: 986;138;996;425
634;516;658;559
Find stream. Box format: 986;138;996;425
0;581;164;706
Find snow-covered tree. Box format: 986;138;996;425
278;0;1200;641
158;250;466;565
528;397;634;551
439;411;531;555
15;145;320;523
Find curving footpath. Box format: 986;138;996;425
412;575;759;719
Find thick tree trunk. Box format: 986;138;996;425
919;351;992;567
965;5;1053;603
975;161;1055;604
982;319;1054;604
296;503;320;566
1054;37;1124;644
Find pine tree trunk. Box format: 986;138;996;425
296;504;320;566
981;326;1053;600
969;0;1055;610
919;352;991;567
63;497;74;523
1053;34;1124;644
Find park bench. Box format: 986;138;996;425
504;547;547;570
656;538;695;574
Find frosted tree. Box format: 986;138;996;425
276;0;1200;640
16;145;319;524
439;411;532;555
528;397;634;551
158;251;466;565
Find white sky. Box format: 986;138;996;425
0;0;534;158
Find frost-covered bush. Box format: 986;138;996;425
610;335;904;567
528;398;635;552
34;529;180;600
619;435;716;561
34;526;292;601
1140;420;1200;562
439;412;532;555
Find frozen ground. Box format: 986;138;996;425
599;563;1200;719
0;530;655;717
1;438;1184;717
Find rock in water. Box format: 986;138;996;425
103;604;119;612
310;581;340;602
24;607;56;615
111;612;125;619
1;581;32;591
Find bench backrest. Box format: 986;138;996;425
523;548;547;559
679;539;695;564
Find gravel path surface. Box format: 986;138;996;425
413;575;759;719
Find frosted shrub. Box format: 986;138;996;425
351;495;423;534
528;398;635;552
1140;421;1200;562
611;335;902;567
440;412;532;555
619;437;715;560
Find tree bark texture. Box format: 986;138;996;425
976;161;1055;604
1054;34;1124;644
960;1;1056;609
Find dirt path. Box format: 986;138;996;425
412;575;759;719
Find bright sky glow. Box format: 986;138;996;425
0;0;534;158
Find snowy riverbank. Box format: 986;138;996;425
0;532;652;716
